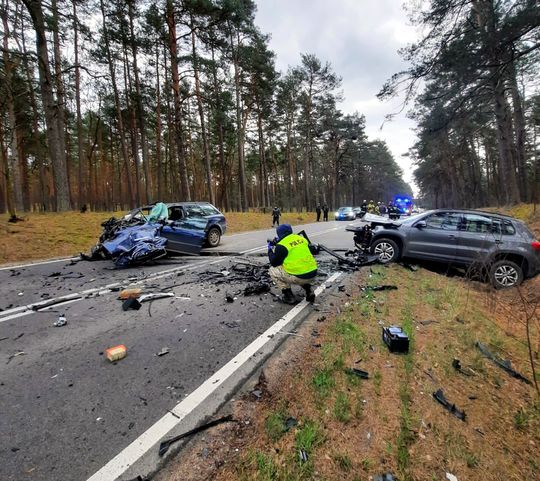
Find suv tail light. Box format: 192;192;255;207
532;241;540;251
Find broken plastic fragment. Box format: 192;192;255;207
285;417;298;431
475;341;531;384
446;473;458;481
122;298;142;311
432;388;466;421
157;347;170;357
345;367;369;379
119;288;142;300
371;285;398;291
54;315;67;327
158;415;234;457
298;448;308;463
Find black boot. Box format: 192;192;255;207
302;284;315;302
281;288;296;305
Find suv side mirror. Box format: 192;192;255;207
415;220;427;229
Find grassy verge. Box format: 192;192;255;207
0;210;316;265
202;264;540;481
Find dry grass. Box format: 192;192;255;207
159;265;540;481
0;210;317;265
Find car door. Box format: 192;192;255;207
455;213;499;264
405;212;462;261
160;215;208;255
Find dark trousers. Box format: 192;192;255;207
316;211;321;221
323;212;328;221
272;216;280;226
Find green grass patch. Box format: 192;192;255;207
334;392;351;423
295;420;324;455
264;408;288;442
312;367;335;398
255;451;278;480
332;452;353;471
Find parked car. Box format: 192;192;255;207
125;202;227;247
353;207;363;218
335;206;356;221
349;209;540;288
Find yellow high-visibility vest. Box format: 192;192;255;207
277;234;318;276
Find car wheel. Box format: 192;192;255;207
206;227;221;247
371;238;400;264
489;259;523;289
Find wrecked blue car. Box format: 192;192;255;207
83;203;209;267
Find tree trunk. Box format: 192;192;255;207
22;0;71;211
155;44;163;201
128;0;151;204
167;0;190;200
73;0;85;208
191;17;214;205
0;110;16;216
230;26;248;211
210;42;229;211
99;0;134;207
508;62;528;201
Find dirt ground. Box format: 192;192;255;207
156;264;540;481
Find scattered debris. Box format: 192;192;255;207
54;314;67;327
452;359;474;377
7;351;26;364
298;448;308;463
419;319;438;326
157;347;170;357
251;389;262;399
139;292;175;303
475;341;531;385
371;285;398;291
32;296;82;312
119;288;142;300
284;417;298;431
105;345;127;362
244;282;271;296
225;293;235;303
222;320;240;328
446;473;458;481
158;414;234;457
382;326;410;353
432;388;466;421
122;298;142;311
400;262;419;272
374;473;396;481
345;367;369;379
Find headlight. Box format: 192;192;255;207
335;212;339;216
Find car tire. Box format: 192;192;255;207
371;238;400;264
206;227;221;247
489;259;523;289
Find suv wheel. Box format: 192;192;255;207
490;260;523;289
206;227;221;247
371;238;400;264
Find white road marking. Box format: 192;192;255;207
86;272;342;481
0;222;354;323
0;257;78;271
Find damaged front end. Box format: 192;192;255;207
82;203;207;267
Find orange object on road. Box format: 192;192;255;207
105;344;127;362
119;288;142;300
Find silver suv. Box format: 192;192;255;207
358;209;540;288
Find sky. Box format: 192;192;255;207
253;0;420;192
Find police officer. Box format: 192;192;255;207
322;204;329;221
316;203;322;222
268;224;318;304
271;206;281;226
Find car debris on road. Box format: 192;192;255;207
432;388;466;421
475;341;531;384
105;345;127;362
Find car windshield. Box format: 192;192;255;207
338;207;353;212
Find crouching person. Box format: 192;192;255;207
268;224;318;304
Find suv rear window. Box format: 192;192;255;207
491;218;516;235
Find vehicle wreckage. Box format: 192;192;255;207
82;203;209;267
83;206;381;269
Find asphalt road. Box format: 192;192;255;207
0;219;362;481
